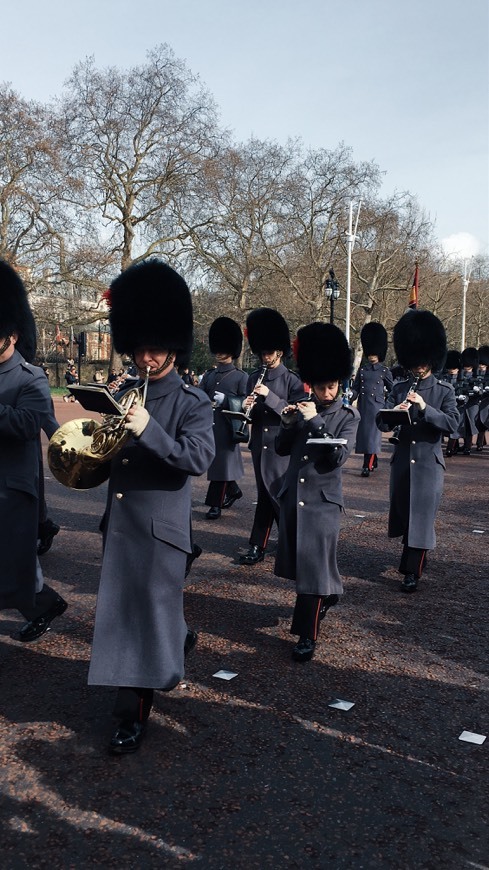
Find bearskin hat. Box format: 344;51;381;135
0;260;37;361
478;345;489;366
461;347;479;369
246;308;291;357
393;310;447;372
209;317;242;359
295;322;352;385
108;259;193;366
360;322;388;361
445;350;462;370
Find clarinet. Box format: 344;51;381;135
235;364;268;438
388;373;421;444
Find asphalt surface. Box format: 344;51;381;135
0;398;488;869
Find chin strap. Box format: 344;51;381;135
136;351;175;377
0;336;12;357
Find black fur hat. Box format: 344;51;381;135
478;345;489;366
108;259;193;365
445;350;462;370
0;260;36;361
246;308;291;357
393;310;447;372
209;317;242;359
461;347;479;369
360;322;388;361
295;322;352;384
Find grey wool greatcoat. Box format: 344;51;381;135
0;350;52;610
351;362;393;454
199;363;248;481
274;398;360;596
88;369;215;690
376;375;459;550
247;364;305;501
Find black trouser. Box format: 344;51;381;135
362;453;377;470
249;476;279;549
476;430;487;449
291;595;323;640
446;437;460;454
18;583;60;621
205;480;241;508
399;545;426;578
113;687;154;724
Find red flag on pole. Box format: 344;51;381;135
55;324;62;344
409;263;419;309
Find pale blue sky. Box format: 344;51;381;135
2;0;488;253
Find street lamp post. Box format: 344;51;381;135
325;269;340;324
460;259;472;351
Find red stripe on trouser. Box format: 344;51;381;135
418;550;425;577
312;599;322;641
368;453;375;470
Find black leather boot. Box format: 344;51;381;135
400;574;418;593
239;545;265;565
292;637;316;662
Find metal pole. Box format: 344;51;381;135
345;201;361;344
461;260;469;351
330;297;335;324
345;203;353;342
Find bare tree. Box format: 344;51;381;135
58;45;221;273
0;84;60;268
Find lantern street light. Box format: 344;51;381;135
325;269;340;324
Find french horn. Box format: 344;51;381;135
48;369;150;490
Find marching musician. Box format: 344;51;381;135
274;323;359;662
476;345;489;451
376;310;459;594
443;350;463;456
88;260;215;754
459;347;481;455
199;317;248;520
238;308;304;566
351;322;393;477
0;260;67;640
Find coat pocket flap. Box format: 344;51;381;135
6;475;38;497
152;519;192;554
320;488;343;507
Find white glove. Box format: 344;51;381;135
213;391;225;407
124;405;150;438
298;401;317;422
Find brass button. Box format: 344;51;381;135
263;445;268;450
264;428;268;432
300;478;305;483
303;455;308;460
411;459;415;464
122;458;129;465
298;501;305;507
116;492;123;499
411;441;416;445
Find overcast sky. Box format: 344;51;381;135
2;0;488;255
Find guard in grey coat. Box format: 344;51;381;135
239;308;304;565
376;310;459;594
351;322;393;476
274;322;359;662
0;260;67;640
199;317;248;519
87;260;215;755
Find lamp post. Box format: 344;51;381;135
460;258;472;351
325;269;340;324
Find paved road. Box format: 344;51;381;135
0;398;487;868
